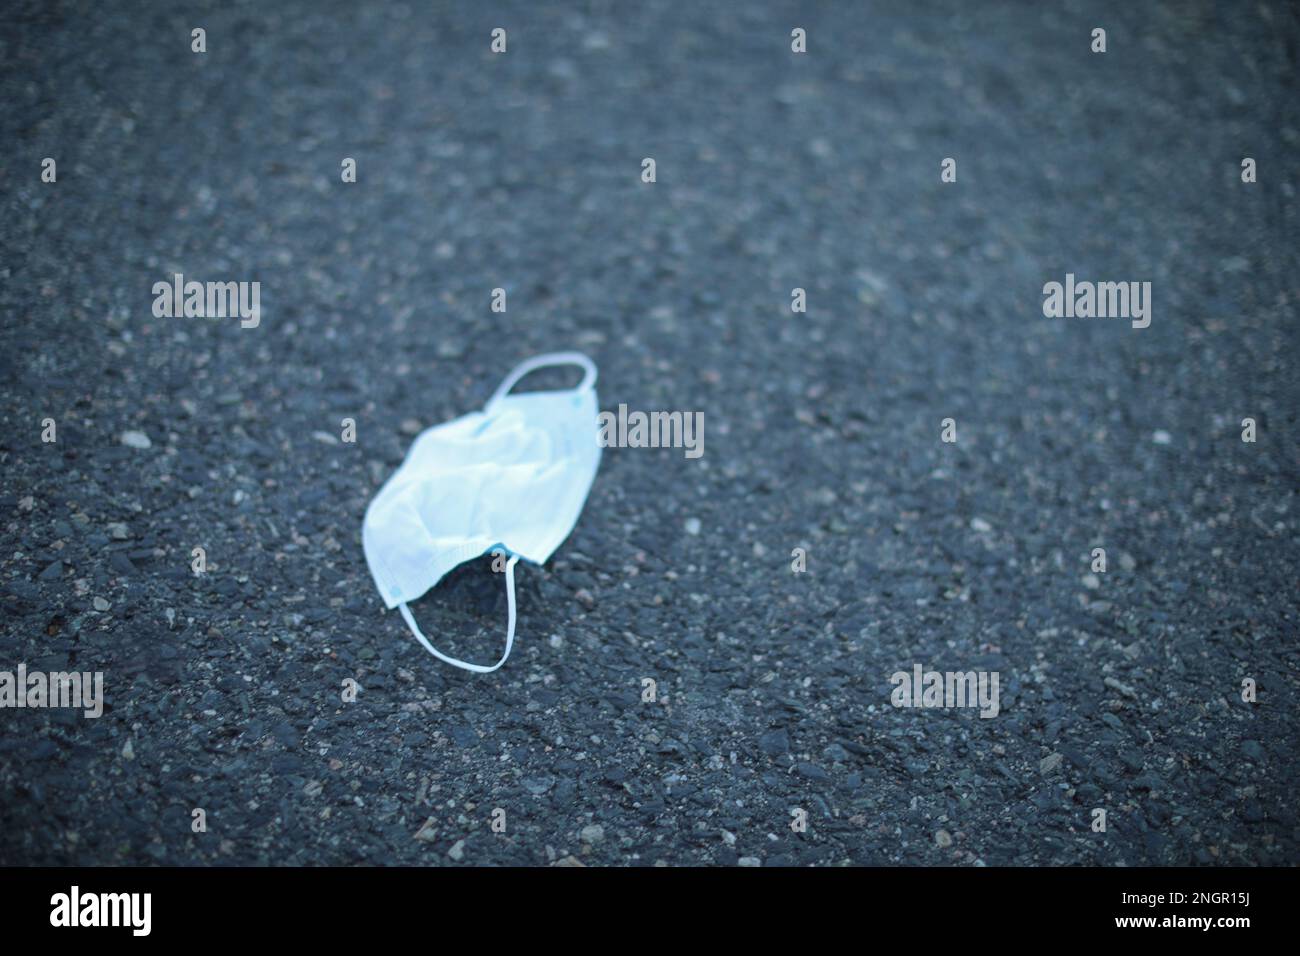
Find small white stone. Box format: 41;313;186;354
120;430;152;449
1082;573;1101;590
970;517;992;533
447;839;465;861
580;824;605;844
93;596;111;611
684;517;702;536
1152;430;1172;445
738;856;762;867
414;818;438;842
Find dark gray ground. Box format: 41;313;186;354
1;0;1297;867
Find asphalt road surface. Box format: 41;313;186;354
1;1;1297;866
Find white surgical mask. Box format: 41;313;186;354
362;353;601;673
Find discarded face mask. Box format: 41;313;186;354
362;353;601;673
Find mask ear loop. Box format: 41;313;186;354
398;554;520;673
486;352;597;412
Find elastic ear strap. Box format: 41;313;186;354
399;555;519;674
487;352;597;410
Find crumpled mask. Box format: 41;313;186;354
362;352;601;672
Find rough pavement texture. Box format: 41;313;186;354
1;1;1297;866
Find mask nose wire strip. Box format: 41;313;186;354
398;554;520;673
486;352;598;411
